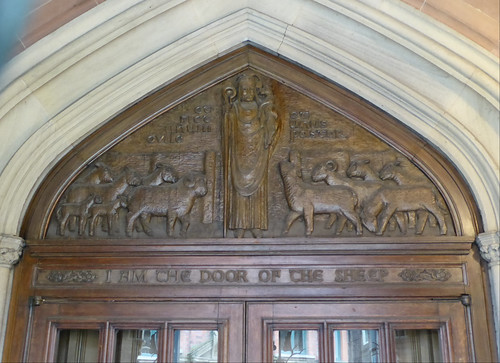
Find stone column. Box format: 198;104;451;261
476;231;500;358
0;234;24;359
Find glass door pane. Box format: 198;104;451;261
272;329;319;363
114;329;158;362
56;329;99;362
173;330;219;362
395;329;442;363
333;329;380;363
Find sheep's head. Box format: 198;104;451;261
360;209;377;233
346;159;371;179
311;160;337;182
379;160;402;180
158;164;178;183
184;173;208;197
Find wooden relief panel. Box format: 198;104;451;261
46;72;454;239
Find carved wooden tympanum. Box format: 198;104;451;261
47;71;453;239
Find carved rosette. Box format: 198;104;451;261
476;232;500;267
0;234;25;266
398;268;451;282
47;270;97;283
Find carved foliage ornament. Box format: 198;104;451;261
398;269;452;282
476;232;500;265
0;234;25;266
46;71;453;239
47;270;97;283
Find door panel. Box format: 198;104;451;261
27;299;470;362
246;301;470;363
27;302;243;362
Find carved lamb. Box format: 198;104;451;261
126;173;207;237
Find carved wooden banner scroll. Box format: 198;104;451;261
47;71;454;239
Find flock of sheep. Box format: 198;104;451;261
55;162;208;238
54;149;449;238
279;151;448;236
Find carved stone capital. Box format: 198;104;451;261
476;231;500;267
0;234;25;267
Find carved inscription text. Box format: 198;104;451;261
36;267;460;286
289;111;351;141
147;105;214;144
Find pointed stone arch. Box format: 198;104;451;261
0;1;497;238
0;0;498;359
21;45;480;241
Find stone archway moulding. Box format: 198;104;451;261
0;0;498;357
0;0;498;236
0;0;498;238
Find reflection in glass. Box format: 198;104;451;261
333;329;379;363
115;329;158;362
395;329;442;363
273;330;319;363
173;330;218;362
56;329;99;362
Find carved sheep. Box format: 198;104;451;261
66;167;142;205
312;160;386;204
379;159;439;230
89;195;128;236
279;160;362;236
360;185;448;235
311;159;398;233
133;163;179;233
346;159;380;181
83;161;114;184
379;159;429;185
56;195;100;236
142;163;178;186
126;173;208;237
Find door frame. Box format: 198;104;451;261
27;301;244;362
247;300;469;362
3;46;496;362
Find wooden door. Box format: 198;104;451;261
26;298;471;362
27;301;244;362
247;300;471;363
